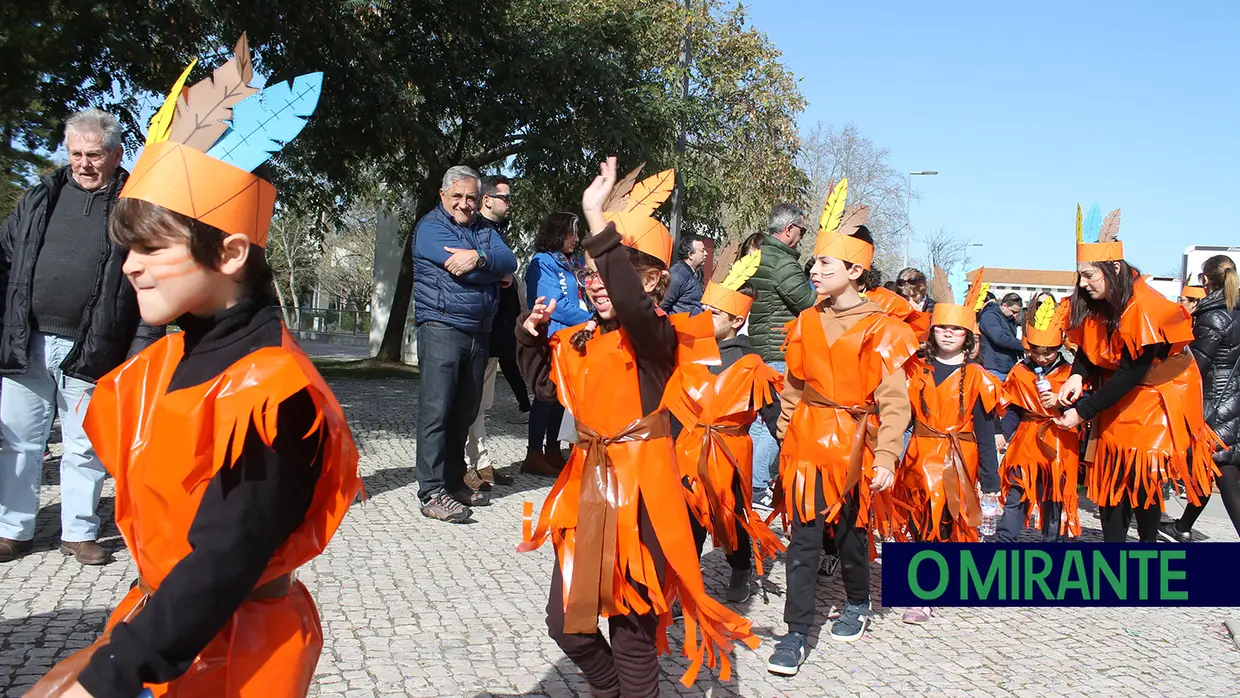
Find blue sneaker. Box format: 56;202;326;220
830;601;872;642
766;631;808;676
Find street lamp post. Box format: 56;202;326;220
904;170;939;269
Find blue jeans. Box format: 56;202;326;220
416;321;488;501
0;333;107;542
750;360;785;493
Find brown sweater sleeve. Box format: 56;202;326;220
516;316;556;402
871;369;911;472
776;367;803;441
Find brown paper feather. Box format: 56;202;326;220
930;265;953;304
167;33;259;151
602;162;646;212
964;267;987;311
837;204;870;237
1099;208;1121;243
625;169;675;216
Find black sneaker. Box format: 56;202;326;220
725;569;751;603
421;492;473;523
449;487;491;507
753;485;776;511
1158;520;1192;543
830;601;872;642
818;554;840;576
766;631;808;676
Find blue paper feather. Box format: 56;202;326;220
206;72;323;172
1082;203;1102;244
948;268;967;304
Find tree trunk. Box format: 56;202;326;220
375;176;443;362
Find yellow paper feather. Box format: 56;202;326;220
819;177;848;233
625;169;675;216
146;59;198;146
721;250;762;290
1075;204;1083;244
964;268;987;311
972;283;990;311
1032;296;1055;331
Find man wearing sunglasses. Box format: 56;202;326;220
895;267;937;315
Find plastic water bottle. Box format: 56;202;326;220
979;493;1001;536
1034;366;1052;395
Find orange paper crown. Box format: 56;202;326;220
119;34;322;248
814;178;874;268
603;167;675;266
1181;285;1207;300
701;282;753;318
930;267;986;332
1075;204;1124;264
122;141;277;246
1023;296;1068;348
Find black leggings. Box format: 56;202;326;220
1099;500;1162;542
1175;463;1240;538
546;502;664;698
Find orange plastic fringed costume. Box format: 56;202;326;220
1065;276;1221;508
518;314;759;687
895;360;1001;542
779;308;919;530
82;329;361;695
662;354;785;574
1000;362;1082;537
864;286;931;341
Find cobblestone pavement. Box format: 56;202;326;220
2;375;1239;697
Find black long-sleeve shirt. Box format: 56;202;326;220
79;298;324;698
930;359;1000;493
1070;343;1170;421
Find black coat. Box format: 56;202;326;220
0;166;164;382
1190;290;1240;465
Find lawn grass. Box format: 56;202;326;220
311;357;419;380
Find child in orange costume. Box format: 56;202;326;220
864;282;931;342
663;271;784;605
517;158;757;696
1054;205;1220;542
995;297;1081;542
892;271;1002;625
35;38;361;698
766;185;918;676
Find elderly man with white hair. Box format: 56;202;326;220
0;108;164;565
412;165;518;523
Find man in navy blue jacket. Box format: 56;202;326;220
413;165;518;523
660;235;706;315
978;292;1025;380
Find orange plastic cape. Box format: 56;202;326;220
779;306;919;531
517;313;758;687
1064;276;1222;507
661;354;785;575
894;360;1001;543
864;286;931;341
701;281;753;319
1000;362;1081;537
78;329;361;695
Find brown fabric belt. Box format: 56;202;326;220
565;410;671;634
692;422;751;550
802;384;878;500
138;573;293;600
912;420;981;526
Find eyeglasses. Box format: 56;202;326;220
934;326;969;335
896;278;923;286
487;193;511;201
574;268;601;286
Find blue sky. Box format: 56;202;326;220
744;0;1239;275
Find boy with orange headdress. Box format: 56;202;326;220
517;159;758;696
766;181;919;676
995;296;1082;542
33;37;361;698
663;255;785;605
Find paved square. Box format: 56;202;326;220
2;375;1238;697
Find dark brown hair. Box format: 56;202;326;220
1201;254;1239;311
109;197;276;302
569;247;669;354
919;327;977;361
533;211;579;254
1068;260;1139;333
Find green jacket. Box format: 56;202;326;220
747;236;817;362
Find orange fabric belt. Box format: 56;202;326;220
137;574;293;600
691;422;751;548
565;410;671;634
912;421;981;527
1020;414;1060;462
802;384;877;498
